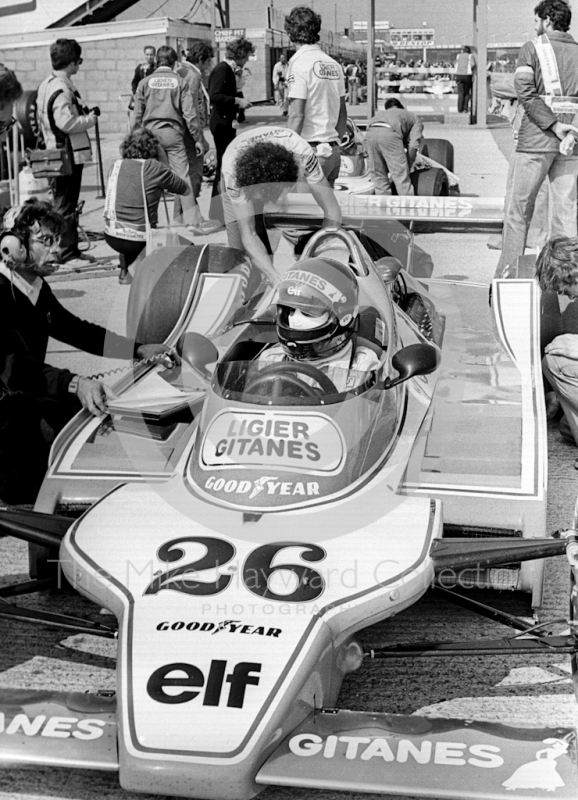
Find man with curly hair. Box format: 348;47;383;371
208;37;253;222
221;126;341;283
284;6;346;187
537;235;578;447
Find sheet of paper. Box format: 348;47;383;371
109;371;190;409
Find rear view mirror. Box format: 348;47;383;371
384;343;440;389
375;256;403;283
178;332;219;379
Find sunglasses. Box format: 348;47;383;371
76;58;83;65
0;117;15;135
30;233;61;247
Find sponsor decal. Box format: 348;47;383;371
313;61;341;80
502;738;569;792
201;410;345;473
205;475;320;497
305;153;320;176
147;660;261;707
339;194;476;219
236;128;292;152
156;619;282;636
340;156;355;174
282;269;347;304
289;733;504;767
148;76;179;89
0;713;105;740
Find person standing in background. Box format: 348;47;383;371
175;41;220;233
208;37;254;222
454;45;476;114
495;0;578;279
272;53;289;115
130;45;156;102
37;38;98;267
133;45;202;231
284;6;346;187
0;64;22;142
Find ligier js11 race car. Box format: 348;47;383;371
1;196;578;800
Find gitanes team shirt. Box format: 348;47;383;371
286;44;346;143
222;126;325;203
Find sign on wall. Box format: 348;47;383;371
390;28;435;48
214;28;246;43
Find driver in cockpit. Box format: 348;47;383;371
256;256;381;393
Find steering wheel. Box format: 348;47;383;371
245;361;338;398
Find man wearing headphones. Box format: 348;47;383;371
0;200;175;502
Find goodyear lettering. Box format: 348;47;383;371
156;619;282;636
147;660;261;708
289;734;504;768
0;713;105;740
205;476;320;497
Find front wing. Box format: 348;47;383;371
1;690;575;799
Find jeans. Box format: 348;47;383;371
50;163;84;261
366;128;414;196
495;150;578;279
543;352;578;445
149;124;195;224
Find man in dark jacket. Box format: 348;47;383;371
131;44;156;96
0;201;175;503
365;98;423;195
208;37;253;222
496;0;578;278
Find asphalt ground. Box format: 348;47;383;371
0;105;577;800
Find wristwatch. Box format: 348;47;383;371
68;375;81;395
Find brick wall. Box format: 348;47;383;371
0;17;211;135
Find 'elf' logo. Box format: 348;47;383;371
147;660;261;708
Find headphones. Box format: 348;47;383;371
0;205;28;267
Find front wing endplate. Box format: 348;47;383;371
256;709;577;799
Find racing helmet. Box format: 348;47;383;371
275;257;359;361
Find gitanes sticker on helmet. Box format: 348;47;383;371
282;270;347;306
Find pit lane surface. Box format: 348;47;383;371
0;266;577;800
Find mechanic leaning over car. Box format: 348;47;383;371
365;98;424;196
494;0;578;280
536;235;578;456
0;200;177;504
221;126;342;284
253;256;381;393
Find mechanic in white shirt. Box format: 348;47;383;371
284;6;347;187
221;125;342;284
254;256;381;393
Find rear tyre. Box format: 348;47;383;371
14;90;40;149
412;167;449;197
421;138;454;172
